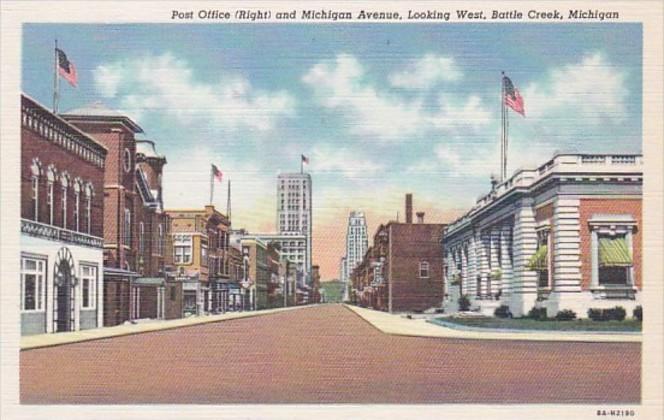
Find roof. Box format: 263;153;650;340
136;139;166;161
21;93;108;153
62;101;143;133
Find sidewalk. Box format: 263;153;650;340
345;304;641;343
21;305;313;351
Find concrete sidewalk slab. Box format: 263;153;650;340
345;304;641;343
21;305;315;350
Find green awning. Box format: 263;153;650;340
599;236;632;267
527;245;548;271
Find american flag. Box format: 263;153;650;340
301;154;309;165
211;164;223;182
56;48;78;88
503;75;525;117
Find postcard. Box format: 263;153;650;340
1;1;662;419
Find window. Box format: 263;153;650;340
80;265;97;309
21;257;46;311
31;176;39;221
124;208;132;247
73;182;81;232
84;184;93;235
60;174;69;229
123;148;132;173
528;229;551;288
47;181;54;225
138;222;145;253
157;224;164;255
201;245;208;266
598;234;632;286
419;261;430;278
174;234;193;264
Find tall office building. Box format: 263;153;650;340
276;172;312;278
342;211;368;292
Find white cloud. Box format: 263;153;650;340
303;54;490;142
310;145;384;179
523;52;627;124
94;53;296;132
432;95;492;131
162;146;276;232
389;54;462;89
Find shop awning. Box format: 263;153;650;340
599;236;632;267
527;245;548;271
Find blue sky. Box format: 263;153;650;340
23;23;642;278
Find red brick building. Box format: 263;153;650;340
20;94;107;335
61;103;176;325
351;195;446;313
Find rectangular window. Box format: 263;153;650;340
529;229;551;288
419;261;430;278
124;208;131;247
138;222;145;253
598;235;632;286
173;234;193;264
86;196;92;234
201;245;208;266
80;264;97;309
21;257;46;311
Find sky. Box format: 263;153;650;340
22;23;642;280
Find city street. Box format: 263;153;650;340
20;304;640;404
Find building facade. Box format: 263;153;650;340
341;211;368;300
20;94;107;335
444;154;643;318
62;103;174;326
350;195;446;313
166;205;231;316
276;172;312;277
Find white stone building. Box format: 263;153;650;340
444;154;643;318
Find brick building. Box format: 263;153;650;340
351;194;446;313
166;205;231;315
61;103;175;325
444;153;643;318
20;94;107;335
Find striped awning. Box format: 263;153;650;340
599;236;632;267
527;245;548;271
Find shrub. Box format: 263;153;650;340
494;305;512;319
633;305;643;321
606;306;626;321
554;309;577;321
527;306;548;321
458;295;471;312
588;306;627;321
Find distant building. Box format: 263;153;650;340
276;172;312;277
444;153;643;318
351;195;446;313
165;205;231;316
20;94;107;335
341;211;368;300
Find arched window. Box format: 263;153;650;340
30;159;42;222
46;165;56;225
73;179;82;232
60;172;69;229
84;183;93;235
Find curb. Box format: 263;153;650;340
21;304;319;351
428;318;643;336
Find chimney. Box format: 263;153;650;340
416;212;425;224
405;194;413;224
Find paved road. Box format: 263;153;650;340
20;304;640;404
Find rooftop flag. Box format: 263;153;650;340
301;154;309;165
56;48;78;88
212;164;223;182
503;75;525;117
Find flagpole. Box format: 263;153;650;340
500;71;506;182
209;165;214;206
300;156;303;174
226;179;231;222
53;39;59;114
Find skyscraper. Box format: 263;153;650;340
276;172;312;278
342;211;368;295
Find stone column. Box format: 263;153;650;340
476;230;489;298
510;198;538;316
500;224;514;298
467;237;477;297
489;227;501;297
552;198;582;292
